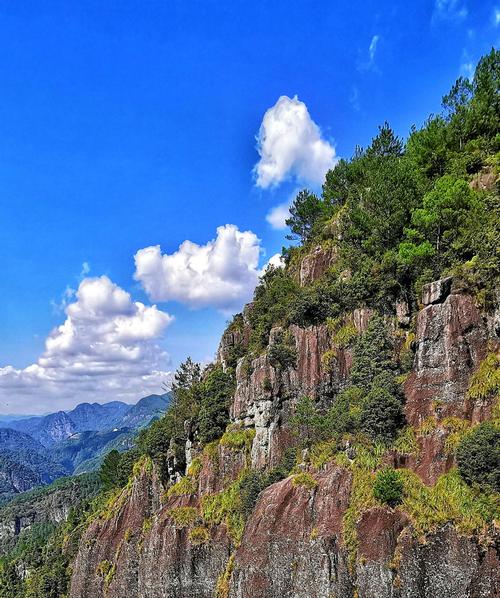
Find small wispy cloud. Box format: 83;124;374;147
460;60;474;80
349;86;361;111
357;35;381;73
493;7;500;26
432;0;468;24
369;35;379;64
460;49;475;80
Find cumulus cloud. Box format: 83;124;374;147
266;201;291;230
253;95;337;188
0;276;173;414
134;224;263;313
432;0;467;23
263;253;285;271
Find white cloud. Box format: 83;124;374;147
432;0;468;23
0;276;173;414
349;86;361;112
368;35;379;64
263;253;285;271
266;201;291;230
51;261;92;314
460;49;475;80
253;95;337;188
494;7;500;26
357;35;381;72
460;59;474;79
134;224;263;313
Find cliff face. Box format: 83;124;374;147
69;270;499;598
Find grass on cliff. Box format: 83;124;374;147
400;468;499;536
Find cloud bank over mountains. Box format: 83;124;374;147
0;276;173;414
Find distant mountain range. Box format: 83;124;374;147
0;393;170;502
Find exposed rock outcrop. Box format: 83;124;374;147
405;279;490;425
298;245;337;286
69;278;499;598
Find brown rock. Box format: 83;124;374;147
299;245;337;286
405;290;488;425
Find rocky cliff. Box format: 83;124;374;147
68;264;499;598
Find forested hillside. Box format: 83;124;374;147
0;49;498;598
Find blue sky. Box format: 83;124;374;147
0;0;498;414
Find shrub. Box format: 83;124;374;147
268;330;297;370
467;352;500;401
290;395;327;448
167;506;199;528
220;427;256;452
350;315;395;392
326;386;364;436
360;387;404;443
456;423;500;491
165;476;197;498
264;448;298;485
291;472;318;490
197;365;234;444
373;468;404;507
188;526;210;545
187;458;202;477
393;426;419;456
238;470;266;517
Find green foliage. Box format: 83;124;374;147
264;448;298;485
268;330;297;370
373;468;404;507
326;386;364;437
99;449;123;490
350;315;394;392
197;365;234;444
290;396;326;448
215;554;235;598
137;357;203;478
291;472;318;490
188;526;210;545
289;277;341;327
393;427;419;456
247;267;299;351
201;481;245;545
400;468;499;536
220;427;255;453
165;475;197;498
456;423;500;491
167;506;199;528
0;562;23;598
137;359;234;478
467;353;500;402
399;175;482;278
286;189;328;243
360;386;404;443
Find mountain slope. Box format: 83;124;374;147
53;428;135;473
65;401;129;433
0;429;68;500
9;411;77;447
114;393;170;429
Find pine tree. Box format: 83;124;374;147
350;315;394;392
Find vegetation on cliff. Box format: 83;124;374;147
1;49;498;598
